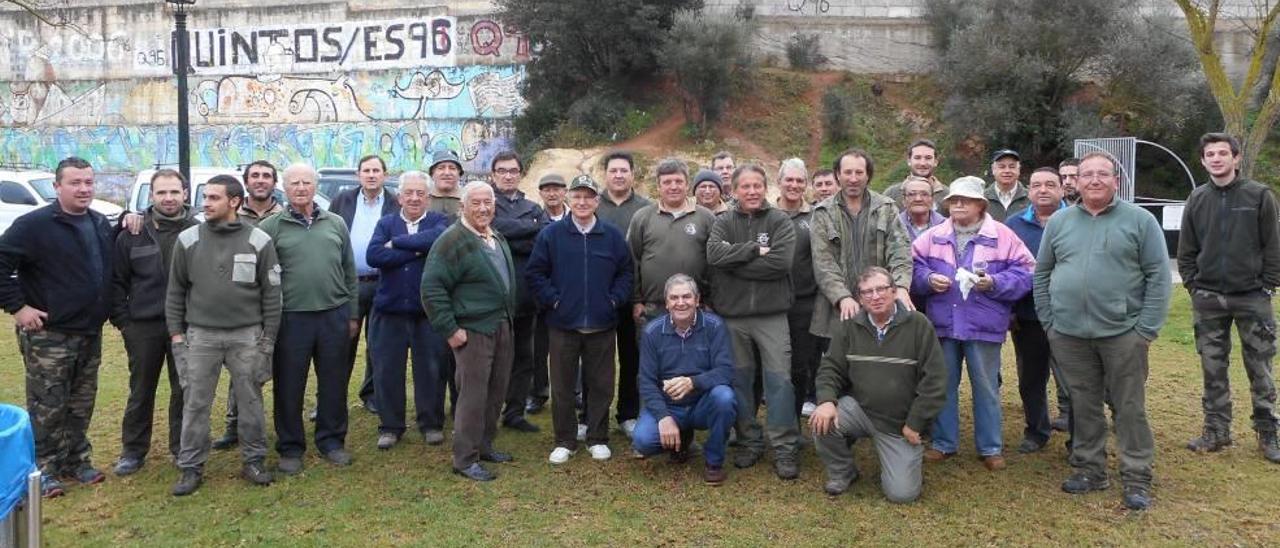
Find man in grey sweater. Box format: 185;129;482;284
1034;152;1170;511
166;176;282;496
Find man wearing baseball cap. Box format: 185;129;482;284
529;173;569;415
526;175;634;464
984;149;1030;222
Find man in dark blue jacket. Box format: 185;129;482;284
329;154;400;414
0;157;115;498
526;175;632;464
489;150;545;433
632;274;736;485
366;172;451;450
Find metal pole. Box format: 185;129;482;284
174;8;191;186
26;470;41;548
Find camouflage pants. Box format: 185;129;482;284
1191;290;1279;433
19;327;102;475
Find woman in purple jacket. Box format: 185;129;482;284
910;176;1036;470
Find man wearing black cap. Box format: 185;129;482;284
489;150;545;434
529;173;568;414
984;149;1030;222
526;175;633;464
428;149;466;221
693;169;729;215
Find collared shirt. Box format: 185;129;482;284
547;209;566;222
996;185;1017;209
674;314;697;339
870;310;896;342
350;191;384;275
239;198;283;222
461;215;496;249
287;204;320;227
657;198;697;220
401;210;426;235
898;209;946;242
572;214;596;235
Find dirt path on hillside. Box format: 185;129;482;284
804;72;845;166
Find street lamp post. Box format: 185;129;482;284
167;0;196;186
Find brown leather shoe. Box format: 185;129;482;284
703;465;727;486
981;455;1007;471
924;448;955;462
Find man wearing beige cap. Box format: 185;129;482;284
526;175;633;464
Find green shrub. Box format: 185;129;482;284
786;34;827;70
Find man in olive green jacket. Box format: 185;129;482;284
809;149;913;339
421;181;517;482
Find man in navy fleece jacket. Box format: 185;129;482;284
631;274;737;485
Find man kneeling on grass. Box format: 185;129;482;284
631;274;737;485
810;267;946;502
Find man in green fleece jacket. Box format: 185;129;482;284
707;164;800;479
166;176;281;496
1034;152;1171;511
422;181;517;482
258;163;359;475
810;267;945;502
1178;132;1280;463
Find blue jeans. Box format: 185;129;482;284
930;338;1003;456
632;385;737;467
370;311;447;436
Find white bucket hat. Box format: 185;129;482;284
943;176;988;203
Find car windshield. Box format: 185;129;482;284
29;178;56;201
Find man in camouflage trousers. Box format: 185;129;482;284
0;157;115;497
1178;133;1280;463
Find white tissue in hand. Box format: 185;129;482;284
955;267;981;301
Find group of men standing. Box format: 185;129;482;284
4;130;1277;510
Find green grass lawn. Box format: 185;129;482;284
2;291;1278;546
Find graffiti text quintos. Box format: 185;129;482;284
188;17;458;75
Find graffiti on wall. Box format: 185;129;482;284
0;65;526;127
0;119;514;175
186;17;459;75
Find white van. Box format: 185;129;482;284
0;167;124;234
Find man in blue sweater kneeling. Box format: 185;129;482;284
632;274;738;485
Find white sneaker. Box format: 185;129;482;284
576;423;588;441
801;401;817;418
588;444;612;461
621;419;638;439
548;447;575;464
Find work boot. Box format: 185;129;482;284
171;469;202;496
774;453;799;480
242;461;273;486
1259;430;1280;463
1186;426;1232;452
211;432;238;451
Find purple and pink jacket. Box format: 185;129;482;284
909;215;1036;343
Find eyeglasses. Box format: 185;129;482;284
1078;171;1114;181
494;168;522;176
858;285;894;298
904;191;932;199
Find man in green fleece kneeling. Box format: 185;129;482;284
810;266;946;502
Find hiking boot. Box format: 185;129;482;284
823;471;858;496
64;464;105;485
1061;472;1110;494
423;430;445;446
377;433;399;450
774;454;799;480
1050;415;1069;432
1017;438;1046;454
703;465;727;486
733;450;761;469
923;448;954;462
1259;430;1280;463
1186;426;1232;452
113;456;143;477
1122;485;1151;511
277;456;304;476
211;432;238;451
40;475;65;499
322;448;353;466
171;469;202;496
981;455;1007;471
242;462;273;486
